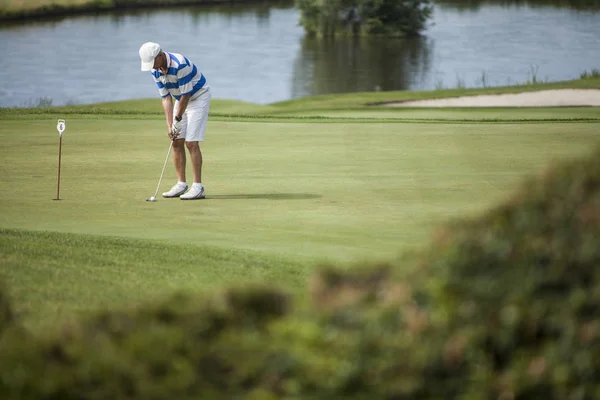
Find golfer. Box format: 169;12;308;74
139;42;211;200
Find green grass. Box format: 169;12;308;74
1;78;600;332
0;229;309;330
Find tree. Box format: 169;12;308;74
296;0;433;37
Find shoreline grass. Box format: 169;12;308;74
2;76;599;118
0;0;286;21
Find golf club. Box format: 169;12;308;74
146;140;173;202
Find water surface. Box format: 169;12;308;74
1;0;599;107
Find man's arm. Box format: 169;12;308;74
161;96;174;138
171;94;191;140
174;93;191;120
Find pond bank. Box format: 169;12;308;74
0;0;286;22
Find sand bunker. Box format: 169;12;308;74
384;89;600;108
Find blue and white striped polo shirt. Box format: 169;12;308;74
151;52;208;101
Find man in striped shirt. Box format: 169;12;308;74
139;42;211;200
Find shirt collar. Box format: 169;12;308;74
164;51;171;69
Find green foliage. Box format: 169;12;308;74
1;144;600;398
0;286;290;399
580;69;600;79
417;144;600;398
296;0;433;37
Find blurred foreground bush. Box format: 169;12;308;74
1;145;599;399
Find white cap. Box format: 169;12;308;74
139;42;161;71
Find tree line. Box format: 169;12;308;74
296;0;433;37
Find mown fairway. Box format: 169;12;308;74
1;83;600;331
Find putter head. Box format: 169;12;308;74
146;196;157;202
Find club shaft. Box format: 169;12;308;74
153;141;173;198
56;136;62;199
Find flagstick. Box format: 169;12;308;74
56;135;62;200
54;119;65;201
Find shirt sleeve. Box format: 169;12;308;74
152;75;170;98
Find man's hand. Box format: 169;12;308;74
169;117;182;140
173;118;182;133
168;127;179;141
170;116;183;140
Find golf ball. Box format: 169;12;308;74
150;196;156;201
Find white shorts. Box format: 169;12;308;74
174;87;211;142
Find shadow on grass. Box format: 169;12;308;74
208;193;321;200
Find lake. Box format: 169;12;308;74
1;0;599;107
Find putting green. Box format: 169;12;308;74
1;118;598;262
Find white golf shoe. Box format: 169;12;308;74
162;182;188;198
180;184;205;200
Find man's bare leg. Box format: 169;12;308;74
186;141;202;184
173;138;187;182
